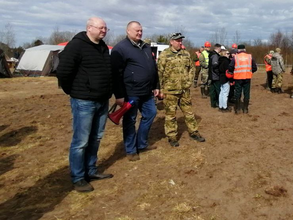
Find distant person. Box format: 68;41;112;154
111;21;159;161
199;41;211;98
193;46;204;88
157;33;205;147
290;67;293;98
228;49;237;103
229;44;257;114
271;48;286;93
208;43;222;108
264;50;274;90
231;43;237;49
57;17;113;192
218;49;231;112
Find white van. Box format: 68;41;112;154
150;43;169;61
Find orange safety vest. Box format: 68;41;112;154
233;53;253;80
264;54;272;72
195;51;201;66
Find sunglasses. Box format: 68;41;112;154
171;32;182;37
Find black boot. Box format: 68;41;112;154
200;87;207;99
205;86;210;97
243;99;249;114
234;99;241;114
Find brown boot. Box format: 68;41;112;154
127;154;140;161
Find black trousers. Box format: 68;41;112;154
209;80;221;107
266;71;273;88
234;79;251;101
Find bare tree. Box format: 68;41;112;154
0;23;16;55
232;30;241;45
48;26;76;45
270;30;284;48
105;34;126;46
210;27;227;45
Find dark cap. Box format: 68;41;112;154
170;32;185;40
238;44;245;49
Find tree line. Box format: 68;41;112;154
0;23;292;65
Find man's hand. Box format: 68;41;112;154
158;91;164;100
115;98;124;107
207;80;212;86
153;89;160;97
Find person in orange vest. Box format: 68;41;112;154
264;50;274;90
193;46;204;88
228;45;257;114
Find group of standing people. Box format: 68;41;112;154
57;17;205;192
194;42;258;114
56;16;292;193
264;48;287;94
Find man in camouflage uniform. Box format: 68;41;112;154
157;33;205;147
271;48;285;93
199;41;211;98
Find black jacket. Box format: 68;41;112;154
57;31;112;101
111;37;158;99
218;56;230;84
208;50;221;81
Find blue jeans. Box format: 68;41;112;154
123;95;157;155
219;82;230;109
69;98;109;183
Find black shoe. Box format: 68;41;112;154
73;179;94;192
88;172;114;181
168;138;179;147
190;131;205;142
221;107;231;113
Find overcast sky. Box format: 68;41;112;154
1;0;293;47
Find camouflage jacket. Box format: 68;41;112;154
271;52;285;75
157;47;195;94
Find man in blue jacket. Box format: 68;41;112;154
57;17;113;192
111;21;159;161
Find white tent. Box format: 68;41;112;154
16;45;64;76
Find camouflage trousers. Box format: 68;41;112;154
200;68;209;86
194;66;201;81
163;90;199;138
272;73;283;88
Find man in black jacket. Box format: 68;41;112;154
57;17;113;192
208;44;222;108
111;21;159;161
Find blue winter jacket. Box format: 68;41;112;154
111;37;158;99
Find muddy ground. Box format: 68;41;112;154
1;67;293;220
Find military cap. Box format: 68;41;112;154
170;32;185;40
